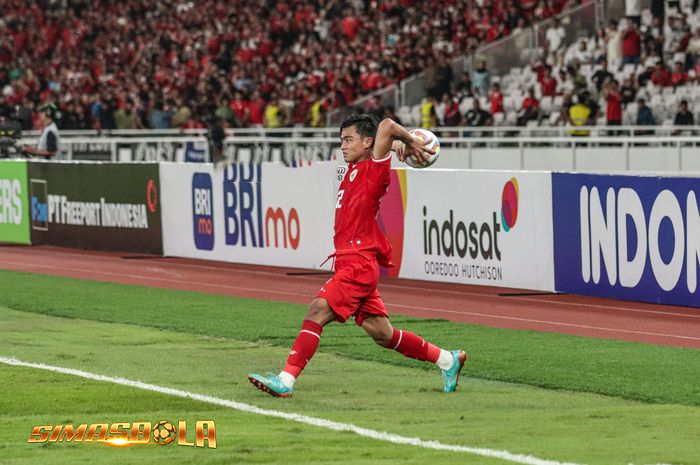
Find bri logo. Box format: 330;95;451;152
192;173;214;250
223;163;300;249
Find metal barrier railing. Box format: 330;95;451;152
13;125;700;166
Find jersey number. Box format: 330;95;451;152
336;190;345;209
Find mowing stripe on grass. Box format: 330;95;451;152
1;356;582;465
389;303;700;343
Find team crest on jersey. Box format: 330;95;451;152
349;169;358;182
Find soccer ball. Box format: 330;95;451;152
399;128;440;169
152;420;177;445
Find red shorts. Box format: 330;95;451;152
316;256;388;326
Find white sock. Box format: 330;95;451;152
278;371;296;388
436;350;454;370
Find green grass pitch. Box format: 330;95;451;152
0;269;699;465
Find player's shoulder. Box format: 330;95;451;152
370;152;392;167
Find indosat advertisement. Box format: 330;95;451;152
383;170;555;291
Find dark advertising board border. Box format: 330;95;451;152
28;162;163;254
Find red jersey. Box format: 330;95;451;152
333;154;393;266
606;91;622;122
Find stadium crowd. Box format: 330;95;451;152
1;0;584;131
416;2;700;132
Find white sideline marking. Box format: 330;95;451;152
1;356;583;465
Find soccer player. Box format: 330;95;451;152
248;114;466;398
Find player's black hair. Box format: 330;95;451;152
340;113;378;141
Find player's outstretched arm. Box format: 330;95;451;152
373;118;433;163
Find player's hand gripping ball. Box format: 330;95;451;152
397;128;440;169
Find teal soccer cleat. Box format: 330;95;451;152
441;350;467;393
248;372;294;398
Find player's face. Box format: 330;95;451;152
340;125;372;163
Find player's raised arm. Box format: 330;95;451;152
373;118;433;163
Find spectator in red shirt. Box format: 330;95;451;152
671;61;688;88
621;21;642;66
248;90;265;128
441;94;464;129
539;65;557;97
489;82;504;114
229;91;250;127
361;63;384;93
603;80;622;133
651;62;672;87
340;9;361;41
517;87;539;126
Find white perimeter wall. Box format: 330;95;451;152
160;162;556;290
433;147;700;172
161;162;338;268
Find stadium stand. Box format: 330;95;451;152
399;1;700;133
0;0;584;131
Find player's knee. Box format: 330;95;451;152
305;298;332;324
367;327;392;347
373;333;393;348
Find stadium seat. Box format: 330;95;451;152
410;105;422;127
459;99;475;114
622;63;637;78
552;95;564;111
493;112;506;126
504;97;517;113
398;106;413;125
540;96;553;115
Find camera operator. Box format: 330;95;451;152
22;103;60;159
0;104;22;158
